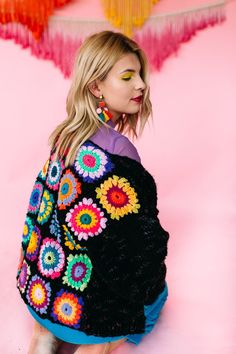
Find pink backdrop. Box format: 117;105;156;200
0;0;235;353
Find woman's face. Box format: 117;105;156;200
96;53;146;122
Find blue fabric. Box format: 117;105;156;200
27;282;168;346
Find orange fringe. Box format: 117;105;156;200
0;0;72;40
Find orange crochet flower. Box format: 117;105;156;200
51;290;84;328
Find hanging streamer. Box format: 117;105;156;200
0;1;227;78
101;0;159;37
0;0;72;40
134;1;227;70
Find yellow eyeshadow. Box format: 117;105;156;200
121;72;133;79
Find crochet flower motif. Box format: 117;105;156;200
51;289;84;329
38;158;50;180
28;181;43;214
26;275;51;314
46;159;64;191
62;224;88;251
57;169;82;210
38;238;65;279
49;209;62;243
22;216;34;246
65;197;107;241
26;225;42;261
96;175;140;220
62;254;93;291
73;143;114;183
37;190;54;224
17;260;31;293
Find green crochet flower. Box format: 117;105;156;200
62;254;93;291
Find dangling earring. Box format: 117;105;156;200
96;95;113;122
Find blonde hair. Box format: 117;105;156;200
48;30;152;167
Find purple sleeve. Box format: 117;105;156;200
113;136;141;163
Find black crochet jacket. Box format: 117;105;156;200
16;140;169;336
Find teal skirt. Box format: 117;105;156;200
27;282;168;346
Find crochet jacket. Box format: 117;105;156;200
16;140;169;337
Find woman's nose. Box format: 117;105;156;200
135;76;146;91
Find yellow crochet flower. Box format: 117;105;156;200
95;175;140;220
37;190;54;224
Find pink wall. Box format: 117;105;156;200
0;1;235;353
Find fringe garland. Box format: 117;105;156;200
101;0;159;37
134;1;227;70
0;1;227;78
0;0;72;40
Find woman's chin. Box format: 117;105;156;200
124;107;141;115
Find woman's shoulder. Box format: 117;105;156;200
113;135;141;163
89;124;141;163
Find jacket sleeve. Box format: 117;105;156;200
86;211;169;305
17;157;50;276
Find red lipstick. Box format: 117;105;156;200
131;95;143;103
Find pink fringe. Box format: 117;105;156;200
134;10;226;71
0;5;226;78
0;21;82;77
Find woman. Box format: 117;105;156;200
16;30;169;354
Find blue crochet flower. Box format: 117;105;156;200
49;209;62;243
28;181;43;214
46;159;64;191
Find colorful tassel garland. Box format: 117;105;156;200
0;1;227;78
134;1;227;70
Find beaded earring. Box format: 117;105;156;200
96;95;113;122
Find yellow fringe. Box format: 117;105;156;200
101;0;159;37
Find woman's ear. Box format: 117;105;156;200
88;80;101;98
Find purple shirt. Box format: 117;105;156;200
89;120;141;163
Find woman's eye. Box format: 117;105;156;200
121;74;133;81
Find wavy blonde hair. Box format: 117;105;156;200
48;30;152;167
